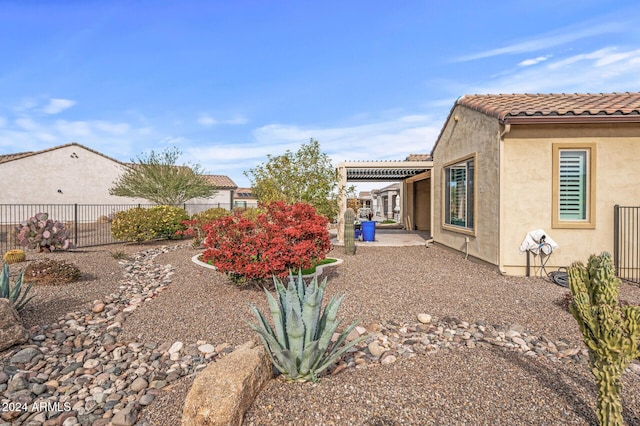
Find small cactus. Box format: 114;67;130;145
568;252;640;426
15;212;75;252
344;208;356;255
3;249;26;264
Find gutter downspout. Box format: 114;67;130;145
498;123;511;275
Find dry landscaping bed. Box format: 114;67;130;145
2;241;640;425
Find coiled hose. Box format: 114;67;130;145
548;267;569;287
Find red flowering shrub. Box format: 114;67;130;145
201;201;331;283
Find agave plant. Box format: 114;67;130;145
248;272;365;382
0;263;34;312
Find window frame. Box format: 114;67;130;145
552;143;596;229
442;153;477;236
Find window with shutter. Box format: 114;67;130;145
552;144;596;229
559;150;587;220
443;154;475;233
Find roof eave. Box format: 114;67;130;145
502;115;640;125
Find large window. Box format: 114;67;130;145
444;155;475;231
552;144;596;229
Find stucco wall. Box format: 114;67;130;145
0;145;148;206
0;145;233;222
432;105;501;265
501;123;640;275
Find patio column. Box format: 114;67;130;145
337;164;347;243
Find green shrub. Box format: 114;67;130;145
240;207;263;221
111;206;188;242
147;205;189;239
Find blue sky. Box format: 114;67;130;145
1;1;640;191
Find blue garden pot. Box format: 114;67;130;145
361;221;376;242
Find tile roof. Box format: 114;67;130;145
204;175;237;189
0;143;127;165
457;92;640;123
0;151;34;164
405;154;431;161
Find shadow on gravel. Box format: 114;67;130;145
492;345;640;426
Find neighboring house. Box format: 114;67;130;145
371;183;401;221
189;175;238;210
233;187;259;210
431;92;640;276
0;142;236;220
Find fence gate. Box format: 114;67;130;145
614;205;640;284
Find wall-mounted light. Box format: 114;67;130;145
57;189;63;194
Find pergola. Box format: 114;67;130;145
336;160;433;242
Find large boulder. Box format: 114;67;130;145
0;298;28;352
182;340;273;426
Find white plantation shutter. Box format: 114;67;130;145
559;150;587;220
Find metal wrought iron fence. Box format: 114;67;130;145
0;203;232;254
614;205;640;284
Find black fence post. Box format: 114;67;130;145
614;204;619;275
74;204;79;247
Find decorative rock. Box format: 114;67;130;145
9;347;41;364
168;341;184;354
182;341;272;426
367;341;384;357
417;313;432;324
197;344;215;354
380;354;397;365
130;377;148;392
92;302;105;314
112;406;138;426
0;299;29;351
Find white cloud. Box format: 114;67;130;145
456;22;625;62
94;121;130;135
198;114;248;126
15;117;39;131
467;46;640;95
197;115;218;126
43;98;76;114
0;117;7;128
55;120;92;138
518;56;551;67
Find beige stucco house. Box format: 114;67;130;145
431;92;640;276
0;143;237;221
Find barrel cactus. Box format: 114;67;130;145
568;252;640;426
344;208;356;255
15;212;75;252
248;271;365;382
3;249;26;264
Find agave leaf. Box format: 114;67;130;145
295;270;306;303
1;263;9;298
274;349;299;379
302;286;321;346
286;308;305;360
247;322;286;374
317;294;346;349
248;304;277;341
324;319;362;359
286;277;302;319
298;340;322;376
314;333;367;376
264;288;286;347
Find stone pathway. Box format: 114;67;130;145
0;245;226;426
2;245;639;426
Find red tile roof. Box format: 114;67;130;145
457;92;640;123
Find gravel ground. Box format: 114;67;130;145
5;241;640;425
